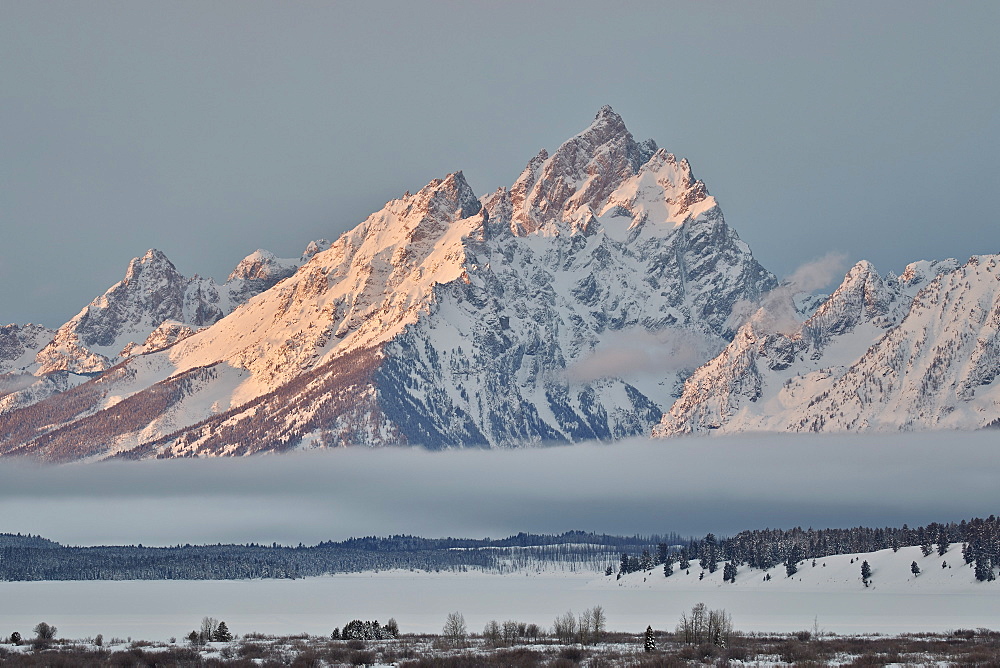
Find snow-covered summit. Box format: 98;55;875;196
0;108;776;461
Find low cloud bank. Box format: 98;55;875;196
564;328;710;383
0;431;993;546
730;252;848;335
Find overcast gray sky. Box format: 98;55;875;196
2;1;997;327
0;432;995;546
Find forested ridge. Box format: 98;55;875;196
617;516;1000;583
0;530;677;581
7;516;1000;583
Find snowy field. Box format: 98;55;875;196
0;546;995;642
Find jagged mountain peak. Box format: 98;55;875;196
228;249;280;281
502;107;660;235
123;248;179;282
409;171;482;220
301;239;332;261
1;108;778;461
899;258;960;288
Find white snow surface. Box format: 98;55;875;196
0;546;994;641
656;255;1000;435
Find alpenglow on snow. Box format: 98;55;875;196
0;107;778;461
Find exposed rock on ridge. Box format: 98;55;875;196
0;107;776;461
654;255;1000;436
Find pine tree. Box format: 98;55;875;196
212;621;233;642
861;560;872;583
700;534;718;573
910;561;920;577
644;625;655;652
723;562;738;583
974;557;995;582
664;554;674;578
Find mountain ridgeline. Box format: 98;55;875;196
0;107;775;461
1;107;998;461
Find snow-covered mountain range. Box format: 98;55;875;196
0;243;328;416
655;255;1000;435
1;107;997;461
0;107;776;460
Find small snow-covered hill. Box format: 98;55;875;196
611;544;983;594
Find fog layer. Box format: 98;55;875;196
0;432;991;547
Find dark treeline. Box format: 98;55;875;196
0;530;679;581
617;516;1000;583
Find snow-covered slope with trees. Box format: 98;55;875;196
655;255;1000;435
0;107;775;461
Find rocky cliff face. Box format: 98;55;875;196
654;255;1000;436
0;107;776;461
0;324;54;374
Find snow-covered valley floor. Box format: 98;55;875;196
0;546;995;642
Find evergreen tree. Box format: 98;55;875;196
619;552;630;576
657;543;669;566
921;541;933;557
784;543;802;578
723;562;737;583
937;539;949;556
861;560;872;582
9;632;21;646
640;549;653;571
910;561;920;577
679;550;691;570
212;621;232;642
664;554;674;578
644;625;655;652
699;534;718;573
974;557;995;582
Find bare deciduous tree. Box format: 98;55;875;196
552;611;577;643
200;617;218;644
677;603;731;646
442;611;466;647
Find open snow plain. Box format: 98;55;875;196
1;546;996;641
3;434;999;642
